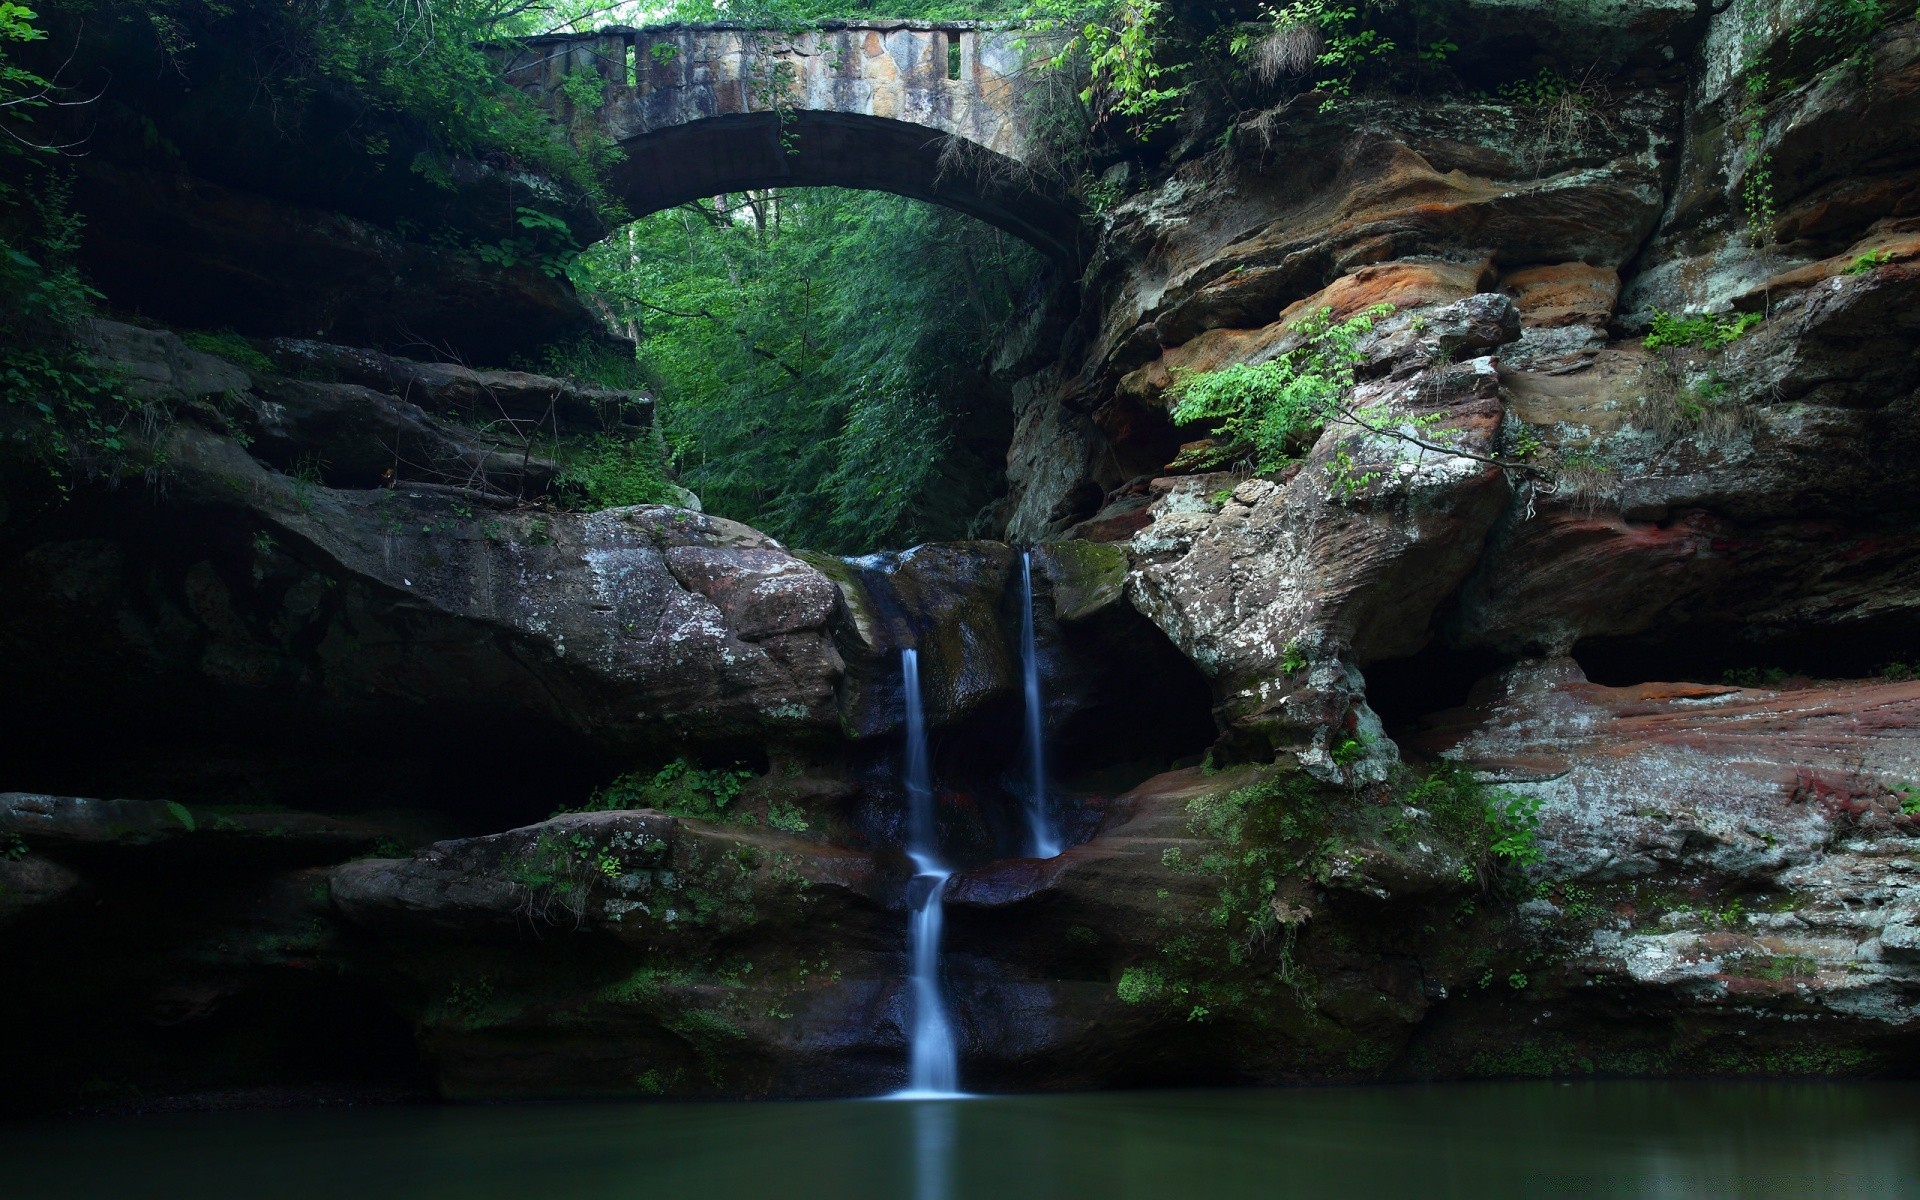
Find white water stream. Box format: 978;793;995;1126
1019;551;1062;859
897;648;960;1097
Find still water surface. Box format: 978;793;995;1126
5;1082;1917;1199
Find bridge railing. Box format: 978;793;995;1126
498;21;1024;105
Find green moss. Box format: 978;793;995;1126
1470;1037;1579;1079
1033;539;1129;621
181;330;276;376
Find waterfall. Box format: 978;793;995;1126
1019;551;1063;859
898;648;960;1097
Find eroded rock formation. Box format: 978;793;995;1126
4;0;1920;1112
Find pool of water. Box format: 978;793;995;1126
5;1082;1917;1198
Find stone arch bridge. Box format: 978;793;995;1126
501;22;1081;260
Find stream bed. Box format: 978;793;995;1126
6;1081;1918;1198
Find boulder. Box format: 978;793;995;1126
1124;298;1518;763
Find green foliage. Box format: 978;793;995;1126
471;206;583;276
1895;784;1920;816
765;800;810;834
1076;0;1187;130
1734;0;1908;245
1484;791;1543;867
297;0;623;209
1279;640;1307;675
1644;309;1763;351
1738;70;1777;243
536;336;650;393
1846;248;1894;274
1329;734;1367;767
555;433;678;510
1639;309;1763;439
1;832;27;861
1496;67;1570;106
440;976;497;1030
1167;304;1391;475
1116;964;1166;1005
1788;0;1903;58
0;2;51;145
2;10;176;491
2;174;160;487
1247;0;1397;110
181;330;275;376
573;759;757;823
571;189;1039;552
1401;763;1545;878
164;800;196;832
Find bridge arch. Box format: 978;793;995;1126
503;22;1083;262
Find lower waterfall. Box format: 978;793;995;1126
897;647;959;1097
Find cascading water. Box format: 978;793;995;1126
1019;550;1063;859
898;647;960;1097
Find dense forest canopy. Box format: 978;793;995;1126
573;190;1040;551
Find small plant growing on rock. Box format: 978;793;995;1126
1498;65;1614;171
1644;310;1763;351
506;832;597;925
1116;964;1168;1005
1167;304;1391;475
1233;0;1400;111
555;433;678;511
1723;666;1791;688
766;800;810;834
1402;764;1545;883
1329;734;1369;767
567;759;758;824
1846;248;1894;275
1552;446;1619;512
1640;309;1764;441
1280;640;1307;675
181;329;276;377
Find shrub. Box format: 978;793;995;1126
567;759;756;823
1401;763;1546;879
1167;304;1391;475
555;433;679;510
766;800;810;834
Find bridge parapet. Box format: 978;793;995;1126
503;22;1040;166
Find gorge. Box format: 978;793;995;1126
3;0;1920;1161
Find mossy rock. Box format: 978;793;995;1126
1032;539;1130;623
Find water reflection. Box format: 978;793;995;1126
911;1099;956;1200
6;1082;1919;1199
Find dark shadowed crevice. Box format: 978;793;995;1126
1573;615;1920;687
1364;643;1511;749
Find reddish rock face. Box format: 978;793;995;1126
1501;263;1621;329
